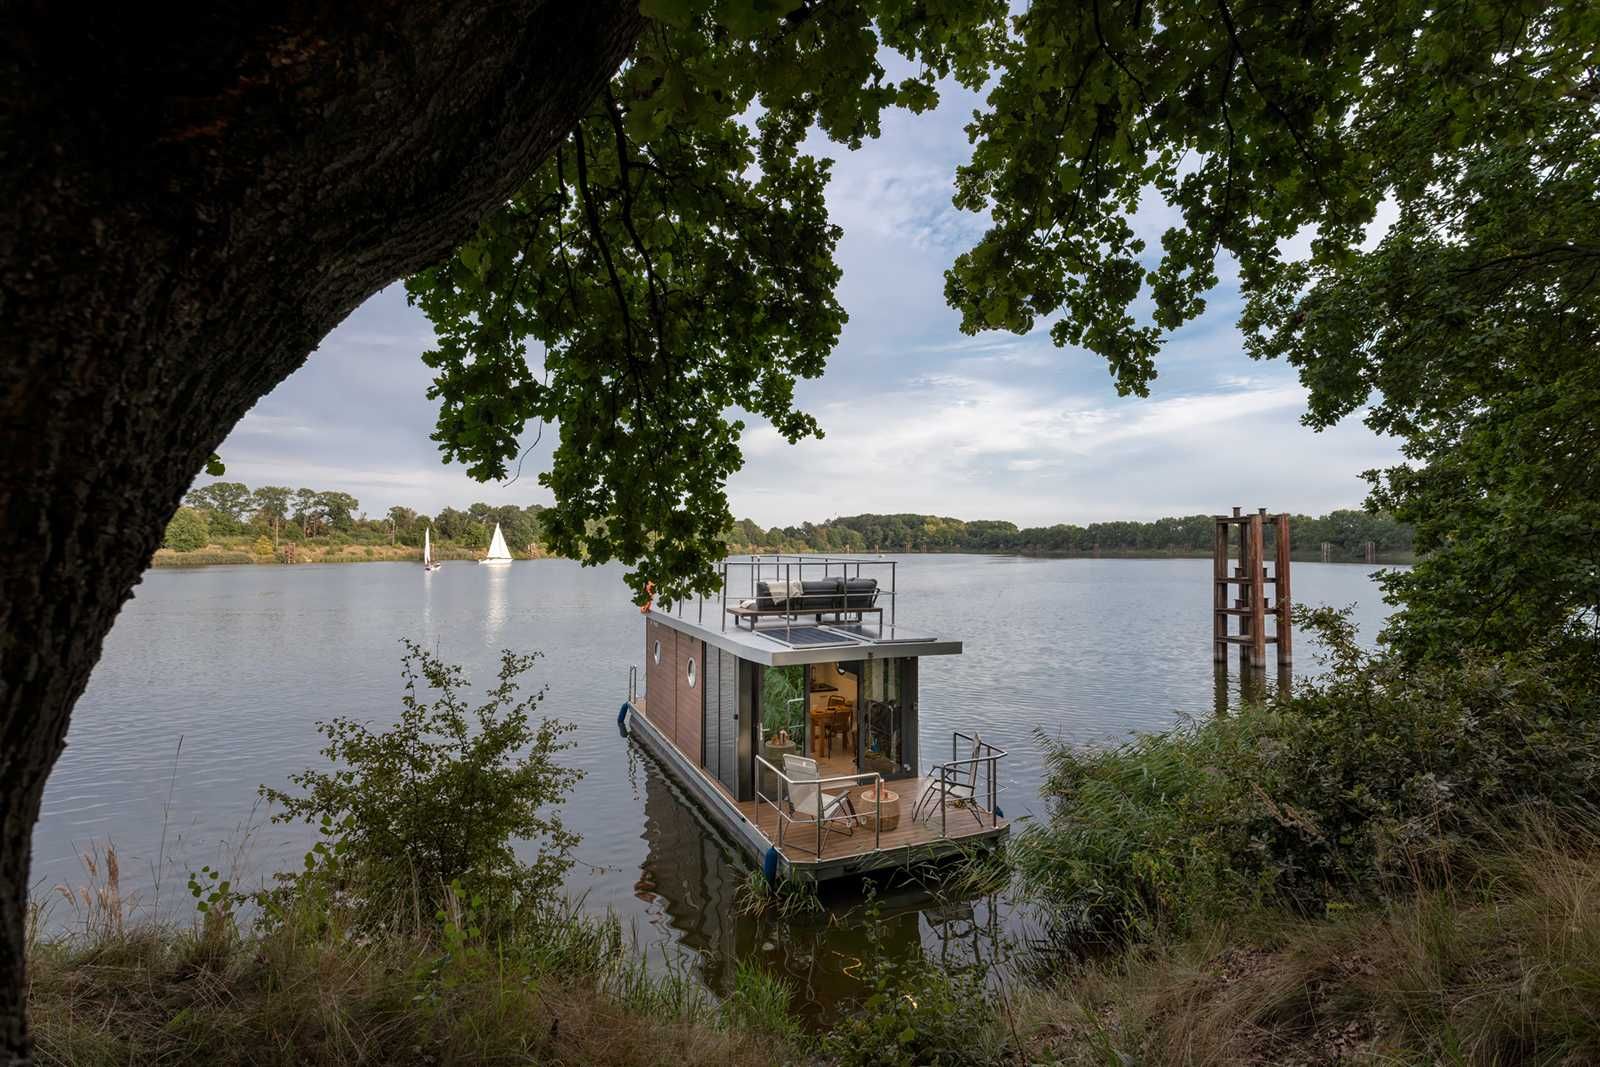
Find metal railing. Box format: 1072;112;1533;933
920;731;1007;838
627;664;638;704
716;555;900;639
755;755;886;858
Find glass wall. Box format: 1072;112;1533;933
757;665;806;796
861;658;913;779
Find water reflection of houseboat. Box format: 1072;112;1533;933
631;751;1007;1025
621;558;1008;883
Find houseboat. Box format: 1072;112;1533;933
620;557;1008;883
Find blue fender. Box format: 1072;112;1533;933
617;703;631;737
762;846;780;885
994;805;1004;819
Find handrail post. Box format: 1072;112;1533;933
940;764;948;839
816;785;823;857
875;779;882;851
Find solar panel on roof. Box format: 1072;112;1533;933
825;623;933;643
753;625;860;647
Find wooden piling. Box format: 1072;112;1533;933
1212;506;1293;694
1275;512;1292;666
1248;509;1267;669
1213;518;1228;663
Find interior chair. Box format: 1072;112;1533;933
822;695;852;756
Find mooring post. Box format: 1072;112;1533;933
1213;516;1228;663
1249;509;1268;669
1234;506;1251;674
1275;511;1293;669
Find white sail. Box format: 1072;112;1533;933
423;526;432;567
480;523;513;565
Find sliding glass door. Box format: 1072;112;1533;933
859;658;915;780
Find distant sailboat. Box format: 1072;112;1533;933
423;526;440;572
479;523;513;566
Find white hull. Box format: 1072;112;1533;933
478;558;512;566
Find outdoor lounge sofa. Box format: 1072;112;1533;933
727;577;882;628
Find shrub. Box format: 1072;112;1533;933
252;536;273;557
1012;607;1600;939
162;507;210;552
261;641;581;929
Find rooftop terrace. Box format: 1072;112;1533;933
645;556;961;666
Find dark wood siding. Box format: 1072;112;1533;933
645;618;677;741
674;633;704;760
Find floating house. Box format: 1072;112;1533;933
620;558;1008;882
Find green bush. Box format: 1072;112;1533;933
261;641;582;929
251;536;273;557
162;507;210;552
1012;607;1600;940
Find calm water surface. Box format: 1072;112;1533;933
33;555;1396;1019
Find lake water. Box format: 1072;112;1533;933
32;554;1395;1019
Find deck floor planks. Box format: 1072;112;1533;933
736;776;1006;864
630;698;1006;867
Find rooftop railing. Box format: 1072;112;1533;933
717;555;900;639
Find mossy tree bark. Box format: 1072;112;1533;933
0;5;643;1062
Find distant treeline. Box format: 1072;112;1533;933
171;481;1410;566
170;481;545;555
724;510;1413;562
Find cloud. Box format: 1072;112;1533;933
207;69;1402;530
730;373;1397;526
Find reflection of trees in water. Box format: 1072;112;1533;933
631;747;1010;1026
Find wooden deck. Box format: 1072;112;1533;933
738;777;1006;864
627;697;1007;876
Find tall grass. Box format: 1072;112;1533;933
1015;815;1600;1066
27;846;797;1067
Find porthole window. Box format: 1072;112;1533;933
686;657;697;688
652;640;661;665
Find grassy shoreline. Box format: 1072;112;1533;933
29;823;1597;1066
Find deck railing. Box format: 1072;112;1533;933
754;756;885;858
923;732;1007;838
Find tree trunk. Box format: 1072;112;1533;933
0;5;643;1061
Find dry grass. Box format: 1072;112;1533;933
28;925;789;1067
1016;818;1600;1066
26;847;791;1067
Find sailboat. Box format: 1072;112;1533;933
479;523;513;566
423;526;439;572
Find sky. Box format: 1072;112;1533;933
210;72;1401;530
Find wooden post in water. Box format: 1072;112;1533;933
1213;518;1229;663
1275;511;1293;669
1212;506;1293;697
1248;509;1267;669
